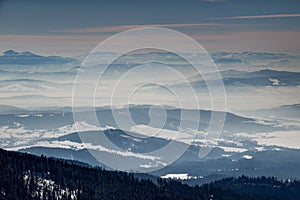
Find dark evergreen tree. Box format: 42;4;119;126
0;148;299;200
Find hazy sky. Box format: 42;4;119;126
0;0;299;56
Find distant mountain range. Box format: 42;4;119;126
2;49;299;67
0;50;77;65
0;50;299;184
172;69;300;87
211;51;298;62
0;105;299;182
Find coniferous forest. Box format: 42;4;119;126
0;148;299;200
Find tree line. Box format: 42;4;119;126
0;148;299;200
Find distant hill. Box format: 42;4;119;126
0;104;28;114
0;148;299;200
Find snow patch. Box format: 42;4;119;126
218;146;248;153
161;173;201;180
17;114;30;118
8;140;165;163
58;121;115;135
268;78;280;85
242;155;253;160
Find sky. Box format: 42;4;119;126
0;0;300;56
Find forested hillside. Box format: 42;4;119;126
0;148;299;200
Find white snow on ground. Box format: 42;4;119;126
130;125;253;153
193;138;248;152
242;155;253;160
161;173;202;180
120;134;142;142
16;114;30;118
255;146;266;152
218;146;248;153
251;119;277;126
58;121;114;135
1;120;299;158
0;121;119;152
6;140;164;162
221;154;231;157
6;141;75;151
0;121;115;141
24;174;78;200
0;125;39;138
33;114;43;117
268;78;280;85
215;138;244;147
140;161;167;169
139;164;154;169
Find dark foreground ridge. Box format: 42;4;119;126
0;148;299;200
